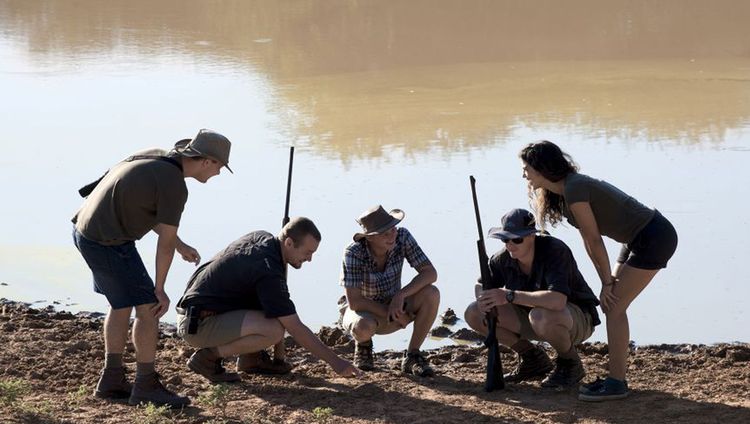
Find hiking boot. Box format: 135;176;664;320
401;351;435;377
128;372;190;409
94;367;132;399
187;348;241;383
237;350;293;375
578;377;629;402
504;346;554;383
540;356;585;389
353;341;374;371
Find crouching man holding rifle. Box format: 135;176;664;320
464;207;600;390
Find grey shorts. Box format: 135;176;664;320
176;309;248;348
512;303;594;346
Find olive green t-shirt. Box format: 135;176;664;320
73;148;187;245
563;173;654;244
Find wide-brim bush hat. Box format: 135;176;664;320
353;205;405;241
174;129;233;173
488;208;537;240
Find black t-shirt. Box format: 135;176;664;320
177;231;296;318
488;234;601;326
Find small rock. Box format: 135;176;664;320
449;328;483;342
317;326;352;348
728;348;750;363
440;308;459;325
430;326;452;338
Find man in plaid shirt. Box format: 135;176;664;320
339;205;440;376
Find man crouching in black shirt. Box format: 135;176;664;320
464;208;600;390
176;217;360;382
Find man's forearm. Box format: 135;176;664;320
154;236;177;290
399;265;437;298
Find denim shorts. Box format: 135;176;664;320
616;210;678;270
72;227;157;309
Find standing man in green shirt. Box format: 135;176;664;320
72;129;232;408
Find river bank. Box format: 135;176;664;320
1;299;748;423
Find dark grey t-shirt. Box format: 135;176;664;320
73;148;187;245
563;173;654;244
488;235;600;326
177;231;296;318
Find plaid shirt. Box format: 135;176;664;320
339;227;431;303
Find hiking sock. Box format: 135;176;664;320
136;362;156;377
105;353;124;369
511;340;534;354
557;346;580;361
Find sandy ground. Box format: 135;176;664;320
1;299;748;424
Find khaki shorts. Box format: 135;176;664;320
341;306;416;336
176;309;248;348
512;303;594;346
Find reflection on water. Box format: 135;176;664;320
2;0;750;160
1;1;749;348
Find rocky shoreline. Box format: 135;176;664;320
1;299;749;423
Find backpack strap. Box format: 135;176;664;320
78;155;183;198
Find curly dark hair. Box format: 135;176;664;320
519;140;579;227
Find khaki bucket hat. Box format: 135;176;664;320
174;129;233;173
353;205;405;241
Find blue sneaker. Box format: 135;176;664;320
578;377;629;402
578;377;606;394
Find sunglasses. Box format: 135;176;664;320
499;236;525;245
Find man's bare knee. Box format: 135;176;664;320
421;284;440;305
352;318;376;340
464;302;483;330
134;304;157;321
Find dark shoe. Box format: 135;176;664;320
578;377;629;401
187;348;241;383
128;372;190;409
94;367;132;399
401;351;435;377
579;377;607;393
541;356;585;389
237;350;293;375
504;346;554;383
354;341;374;371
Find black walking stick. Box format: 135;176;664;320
470;176;505;391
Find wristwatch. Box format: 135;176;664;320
505;289;516;304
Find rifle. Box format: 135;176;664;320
469;176;505;392
282;146;295;226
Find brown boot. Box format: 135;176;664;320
237;350;293;375
128;372;190;408
187;348;241;383
94;367;132;399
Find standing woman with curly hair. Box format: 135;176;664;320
519;140;678;401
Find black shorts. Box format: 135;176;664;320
616;210;678;270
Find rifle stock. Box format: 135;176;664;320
469;176;505;392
